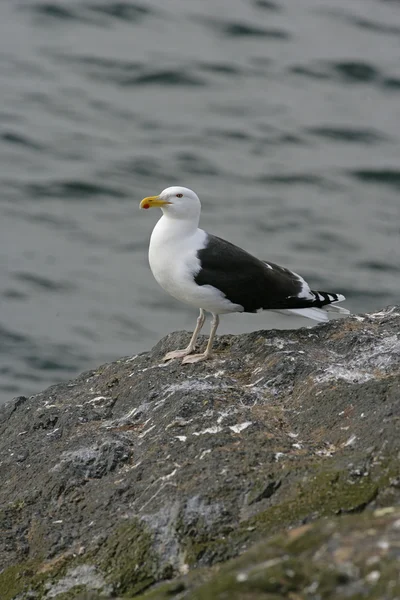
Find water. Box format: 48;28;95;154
1;0;399;405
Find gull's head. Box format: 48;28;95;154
140;186;201;220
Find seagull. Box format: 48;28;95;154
140;186;349;364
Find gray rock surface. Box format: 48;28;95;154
0;306;399;599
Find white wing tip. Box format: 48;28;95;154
326;294;350;315
334;293;346;303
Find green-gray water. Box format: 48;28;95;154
1;0;399;404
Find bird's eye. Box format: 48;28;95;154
176;193;183;198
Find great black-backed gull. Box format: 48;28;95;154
140;186;349;364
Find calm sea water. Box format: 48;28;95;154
1;0;399;405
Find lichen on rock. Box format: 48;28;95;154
0;306;399;598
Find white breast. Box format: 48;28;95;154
149;225;204;301
148;216;242;314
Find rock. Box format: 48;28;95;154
0;306;399;599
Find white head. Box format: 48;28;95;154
140;186;201;222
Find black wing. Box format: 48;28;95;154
195;234;339;312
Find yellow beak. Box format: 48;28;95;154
140;195;171;210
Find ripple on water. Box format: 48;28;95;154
204;18;290;39
197;62;244;77
86;2;153;21
13;272;77;294
357;261;400;275
351;18;400;36
253;0;282;12
24;180;128;200
206;128;253;142
348;169;400;190
333;61;379;82
112;157;173;181
52;54;142;85
257;173;337;190
291;231;359;254
305;126;389;144
290;60;381;83
21;1;155;25
25;212;79;231
125;70;206;87
0;324;88;395
322;8;400;37
55;55;206;88
1;131;45;151
259;134;308;148
175;153;220;177
2;289;29;301
382;77;400;91
21;2;78;21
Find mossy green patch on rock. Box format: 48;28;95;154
93;519;159;597
0;552;105;600
175;464;384;572
137;508;400;600
0;560;42;600
135;580;187;600
191;510;400;600
240;465;381;537
180;534;233;568
45;586;87;600
0;523;158;600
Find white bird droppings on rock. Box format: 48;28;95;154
377;539;389;551
275;452;286;461
365;570;380;584
139;424;156;439
368;308;400;319
87;396;109;404
193;426;223;436
316;366;374;385
229;422;252;433
392;519;400;530
125;355;138;362
199;449;212;460
344;434;357;447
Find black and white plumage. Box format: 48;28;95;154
140;186;349;364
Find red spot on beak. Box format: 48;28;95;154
142;203;150;209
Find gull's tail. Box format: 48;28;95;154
324;295;350;315
284;293;350;322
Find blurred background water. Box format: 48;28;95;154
1;0;399;405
